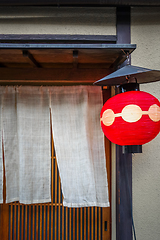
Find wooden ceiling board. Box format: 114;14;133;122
0;42;136;84
0;55;28;63
0;48;125;65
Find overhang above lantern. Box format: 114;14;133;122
94;65;160;86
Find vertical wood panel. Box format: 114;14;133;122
0;204;9;240
36;205;38;240
21;204;24;240
25;205;28;240
0;205;2;240
95;207;97;240
91;207;94;240
18;204;20;240
28;205;31;240
1;142;9;240
58;178;61;240
44;205;46;240
84;208;86;240
10;204;13;240
80;208;82;240
47;204;50;240
69;208;72;240
3;126;110;240
54;158;57;240
66;207;68;240
14;204;16;240
62;206;64;240
40;204;42;240
88;208;90;240
73;208;75;240
98;207;101;239
77;208;79;240
33;205;35;240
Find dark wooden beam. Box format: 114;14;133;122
0;63;6;68
0;68;111;85
22;50;42;68
0;43;136;50
0;34;117;44
116;6;133;240
73;50;78;68
0;0;159;6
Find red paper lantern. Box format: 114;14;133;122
100;91;160;145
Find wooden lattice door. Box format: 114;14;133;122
0;110;111;240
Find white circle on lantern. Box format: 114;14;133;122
101;109;115;126
148;104;160;122
121;104;142;123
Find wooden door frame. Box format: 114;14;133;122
116;6;133;240
0;34;136;240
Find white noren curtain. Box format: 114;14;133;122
3;86;51;204
50;86;110;208
0;86;5;203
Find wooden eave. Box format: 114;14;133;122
0;35;136;85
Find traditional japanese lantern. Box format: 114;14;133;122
100;90;160;145
94;64;160;149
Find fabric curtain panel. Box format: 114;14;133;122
2;86;51;204
0;87;5;203
50;86;110;207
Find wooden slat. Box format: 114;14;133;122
10;204;13;240
73;208;75;240
40;204;42;240
51;204;53;240
28;205;30;240
66;208;68;240
95;207;97;240
36;205;38;240
88;208;90;240
14;204;16;240
58;205;61;239
84;208;86;240
69;208;72;239
21;204;24;240
47;204;50;240
0;205;2;239
98;207;101;239
51;131;54;240
0;204;9;240
32;205;35;240
0;68;111;82
44;205;46;240
25;205;27;240
91;207;94;240
62;206;64;240
58;176;61;239
17;204;20;240
77;208;79;240
1;142;9;240
54;157;58;240
80;208;82;240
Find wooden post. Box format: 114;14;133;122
0;142;9;239
116;6;133;240
102;87;111;240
